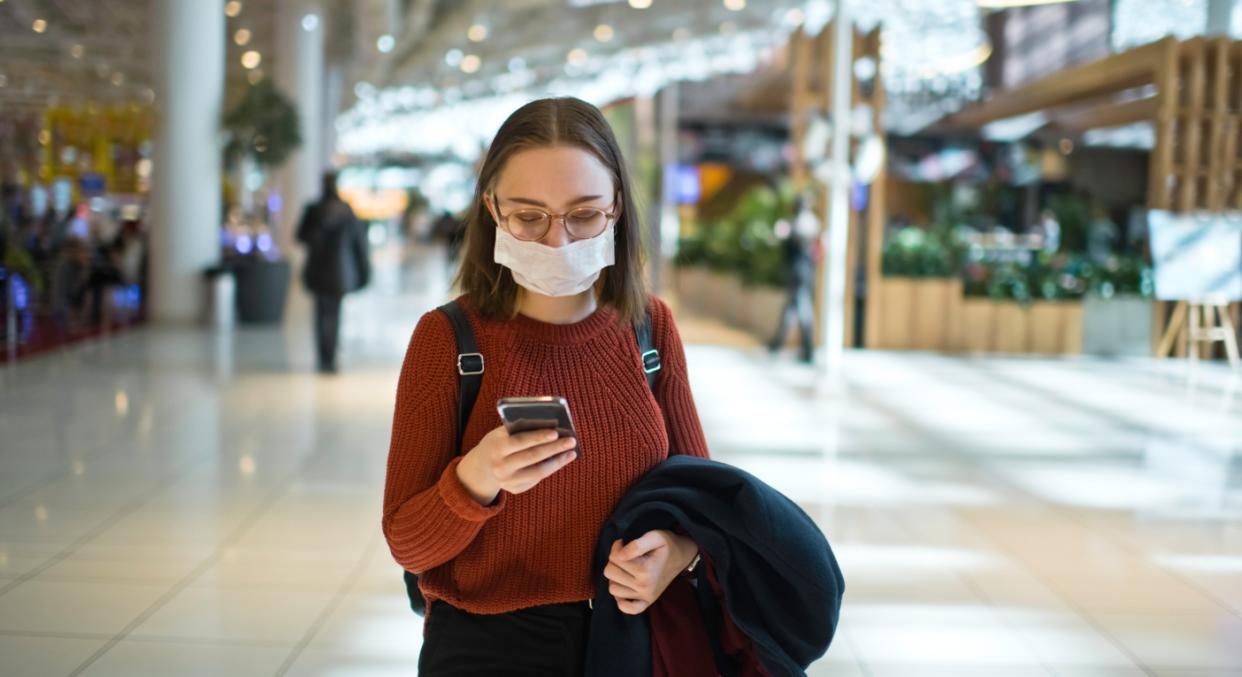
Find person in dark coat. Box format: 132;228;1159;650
767;196;817;364
586;455;845;677
297;172;371;373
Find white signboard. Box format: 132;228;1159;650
1148;210;1242;302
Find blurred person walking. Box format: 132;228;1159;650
767;195;818;363
297;172;371;373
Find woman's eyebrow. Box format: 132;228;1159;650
502;195;605;208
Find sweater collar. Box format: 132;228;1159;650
508;303;617;346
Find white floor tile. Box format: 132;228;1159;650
306;591;424;657
1089;613;1242;670
0;579;172;635
75;639;292;677
127;583;335;644
0;634;108;677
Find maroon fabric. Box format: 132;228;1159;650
649;559;770;677
650;577;717;677
704;561;769;677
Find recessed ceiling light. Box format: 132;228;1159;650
377;34;395;52
225;1;242;18
629;0;653;8
594;24;615;42
724;0;745;10
568;48;588;66
32;19;48;33
234;28;251;46
468;24;488;42
241;50;261;69
461;55;481;73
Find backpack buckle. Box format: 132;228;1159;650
457;353;485;376
641;349;661;374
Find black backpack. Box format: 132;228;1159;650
402;299;663;616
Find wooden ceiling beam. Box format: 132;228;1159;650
1050;95;1159;132
940;35;1174;130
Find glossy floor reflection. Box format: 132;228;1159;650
1;246;1241;676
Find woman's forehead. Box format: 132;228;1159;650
494;146;615;202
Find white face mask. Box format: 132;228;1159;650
494;226;616;298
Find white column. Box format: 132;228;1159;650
656;84;680;293
822;4;853;375
323;60;345;169
1207;0;1235;35
148;0;224;323
274;0;325;259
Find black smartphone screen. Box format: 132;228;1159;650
497;397;576;441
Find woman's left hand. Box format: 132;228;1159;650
604;530;699;615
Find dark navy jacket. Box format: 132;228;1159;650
586;456;845;677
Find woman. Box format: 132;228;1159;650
381;97;711;675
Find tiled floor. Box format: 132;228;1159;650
2;245;1241;676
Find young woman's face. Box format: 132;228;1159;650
490;146;618;248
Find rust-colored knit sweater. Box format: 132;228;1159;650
382;295;710;615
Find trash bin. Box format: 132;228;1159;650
234;259;290;325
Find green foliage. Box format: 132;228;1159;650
961;253;1152;303
223;79;303;168
881;226;962;278
1046;192;1090;254
673;181;797;288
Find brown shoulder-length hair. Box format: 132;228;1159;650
454;97;648;325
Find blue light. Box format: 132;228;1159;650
257;232;273;253
11;274;29;311
236;234;254;254
267;192;283;214
665;164;701;205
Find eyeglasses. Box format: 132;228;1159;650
491;194;618;242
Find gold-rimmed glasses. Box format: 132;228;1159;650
491;194;618;242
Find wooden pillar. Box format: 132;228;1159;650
1151;37;1182;357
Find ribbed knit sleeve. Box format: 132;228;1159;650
382;310;507;574
650;297;711;459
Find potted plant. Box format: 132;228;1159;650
1081;254;1156;357
221;80;302;325
876;225;965;351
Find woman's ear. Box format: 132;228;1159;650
483;193;500;225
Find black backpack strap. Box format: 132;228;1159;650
406;301;484;617
633;307;661;391
437;300;483;451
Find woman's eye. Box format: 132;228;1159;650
568;210;604;226
514;212;545;223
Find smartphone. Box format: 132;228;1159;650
496;396;577;447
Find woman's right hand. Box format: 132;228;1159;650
455;425;578;506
